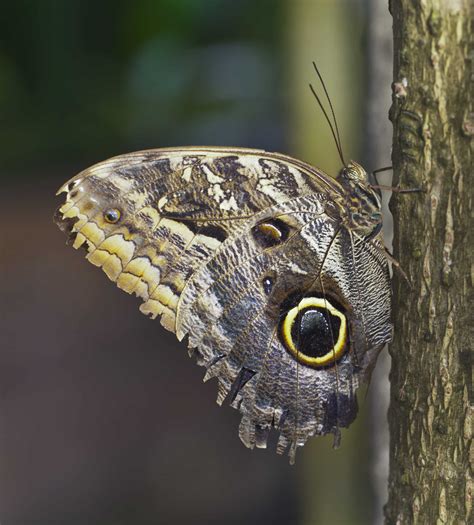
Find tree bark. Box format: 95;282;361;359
387;1;473;524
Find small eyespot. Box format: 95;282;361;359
104;208;121;224
252;218;290;248
262;276;274;295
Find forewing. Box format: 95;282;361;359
55;147;337;331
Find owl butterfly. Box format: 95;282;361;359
54;65;392;463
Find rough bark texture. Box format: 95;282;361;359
387;1;473;524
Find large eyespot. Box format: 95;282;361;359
280;296;347;368
104;208;121;224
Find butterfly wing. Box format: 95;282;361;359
55;147;391;461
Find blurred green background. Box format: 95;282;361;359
0;1;393;524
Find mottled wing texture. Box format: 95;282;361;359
55;147;391;462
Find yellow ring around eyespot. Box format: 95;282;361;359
257;222;282;241
281;297;347;367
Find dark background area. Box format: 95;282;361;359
0;0;284;171
0;1;383;524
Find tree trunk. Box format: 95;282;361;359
386;1;472;524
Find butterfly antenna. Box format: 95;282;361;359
309;84;345;166
310;62;346;167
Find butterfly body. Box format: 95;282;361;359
55;146;391;462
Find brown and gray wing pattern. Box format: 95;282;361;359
55;147;339;331
54;146;391;462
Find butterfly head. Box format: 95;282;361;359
337;160;369;185
338;161;381;204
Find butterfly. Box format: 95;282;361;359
54;65;392;463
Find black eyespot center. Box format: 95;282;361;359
291;307;341;359
104;208;121;224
